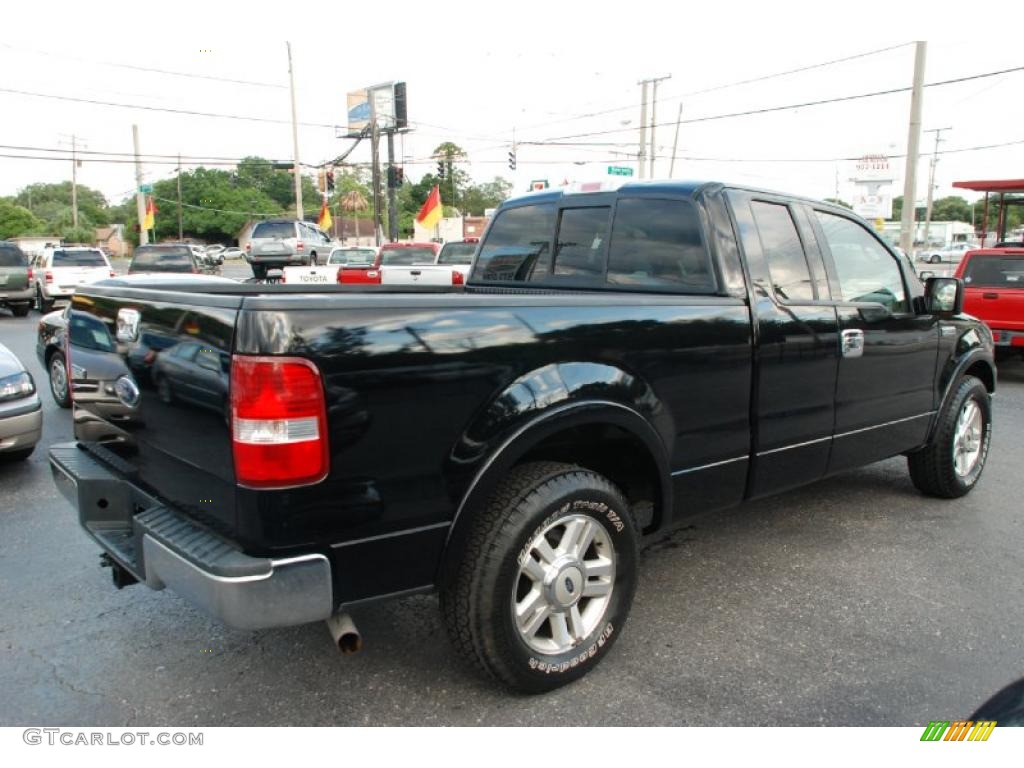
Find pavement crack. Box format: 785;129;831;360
26;647;106;700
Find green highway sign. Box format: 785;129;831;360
607;166;634;177
138;184;153;193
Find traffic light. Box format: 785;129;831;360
395;166;404;185
326;170;335;192
508;149;517;171
318;169;326;193
437;161;445;180
386;166;396;188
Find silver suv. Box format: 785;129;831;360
245;220;333;278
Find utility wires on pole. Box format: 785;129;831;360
922;126;951;247
899;41;927;254
286;42;303;220
132;124;148;246
647;75;671;178
637;80;648;179
59;133;83;228
176;152;183;241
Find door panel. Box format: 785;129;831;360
729;193;840;498
809;209;939;472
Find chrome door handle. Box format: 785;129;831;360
841;329;864;358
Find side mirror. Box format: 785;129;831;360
924;276;964;315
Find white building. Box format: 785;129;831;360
879;220;975;249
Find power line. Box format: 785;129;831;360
536;64;1024;143
0;42;287;89
515;43;912;132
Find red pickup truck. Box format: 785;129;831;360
337;242;441;285
955;248;1024;360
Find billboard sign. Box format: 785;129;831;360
852;192;893;220
346;89;371;135
346;82;407;136
853;154;894;182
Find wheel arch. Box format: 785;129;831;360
439;399;671;576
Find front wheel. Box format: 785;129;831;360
930;254;942;264
48;352;71;408
908;375;992;498
440;461;638;693
11;303;30;317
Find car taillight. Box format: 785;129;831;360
109;270;116;278
335;268;344;283
245;242;251;252
451;270;464;285
45;271;53;283
27;267;33;281
296;241;304;251
230;356;328;489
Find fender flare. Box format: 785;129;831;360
927;348;995;443
440;399;672;563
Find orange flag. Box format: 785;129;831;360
415;185;443;230
318;199;333;230
143;196;157;230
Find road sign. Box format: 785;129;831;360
138;184;153;193
607;166;634;177
530;180;549;191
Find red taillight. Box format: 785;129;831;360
109;270;116;278
296;241;304;251
45;271;53;283
245;242;252;252
451;270;464;286
143;350;156;365
27;267;33;281
230;356;328;488
335;267;344;284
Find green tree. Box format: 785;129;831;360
0;199;45;239
824;197;853;210
460;177;513;215
14;182;111;228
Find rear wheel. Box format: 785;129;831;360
251;264;267;280
908;375;991;498
310;253;318;266
48;352;71;408
440;461;639;693
930;254;942;264
11;303;30;317
35;286;53;313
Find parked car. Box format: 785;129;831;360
917;242;975;264
51;181;996;693
376;242;452;286
152;340;229;415
955;247;1024;361
433;238;478;283
245;220;334;278
221;247;245;261
994;241;1024;249
36;308;70;408
0;241;33;317
0;341;41;461
32;246;115;313
128;244;201;274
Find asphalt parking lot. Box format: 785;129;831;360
1;307;1022;726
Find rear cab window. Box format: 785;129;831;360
52;249;108;267
0;244;28;267
130;246;194;272
963;254;1024;287
437;242;478;264
252;222;296;239
380;247;437;266
472;195;716;293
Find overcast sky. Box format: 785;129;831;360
2;1;1021;211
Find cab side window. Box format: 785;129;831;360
751;201;815;302
474;204;555;282
815;211;909;313
553;207;610;278
606;198;713;291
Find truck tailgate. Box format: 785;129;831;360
962;253;1024;336
380;265;458;286
66;288;241;538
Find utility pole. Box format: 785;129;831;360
369;101;383;246
637;80;649;179
132;124;148;246
176;153;183;241
922;127;951;248
899;41;927;254
386;130;398;242
647;75;671;178
70;135;79;228
668;103;683;178
286;42;303;220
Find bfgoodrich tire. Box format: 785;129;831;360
440;461;639;693
908;375;992;498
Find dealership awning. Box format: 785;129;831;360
952;179;1024;193
951;179;1024;243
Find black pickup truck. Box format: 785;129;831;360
50;181;996;692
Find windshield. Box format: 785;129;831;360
963;255;1024;288
437;242;477;264
252;222;296;239
380;247;436;266
329;248;376;265
130;247;193;272
0;245;27;267
53;249;107;267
